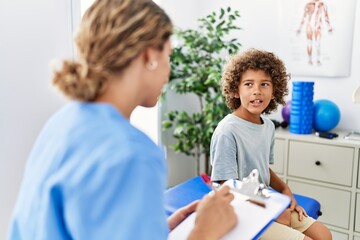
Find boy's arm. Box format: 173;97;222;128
269;168;297;209
269;168;308;220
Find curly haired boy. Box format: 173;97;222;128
210;48;332;240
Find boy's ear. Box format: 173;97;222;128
234;92;240;98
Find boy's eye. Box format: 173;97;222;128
244;82;252;86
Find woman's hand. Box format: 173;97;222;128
188;185;238;240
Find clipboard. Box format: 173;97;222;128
167;170;291;240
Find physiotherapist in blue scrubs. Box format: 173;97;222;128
8;0;237;239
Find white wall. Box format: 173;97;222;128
161;0;360;185
130;105;160;144
0;0;78;238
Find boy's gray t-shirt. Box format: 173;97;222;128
210;114;275;186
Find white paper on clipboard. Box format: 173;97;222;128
168;190;290;240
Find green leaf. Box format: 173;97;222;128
162;121;173;129
220;8;225;19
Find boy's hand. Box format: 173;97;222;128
294;205;308;221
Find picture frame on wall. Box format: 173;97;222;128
278;0;357;77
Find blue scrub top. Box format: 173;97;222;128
8;102;169;239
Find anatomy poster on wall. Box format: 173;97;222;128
278;0;356;77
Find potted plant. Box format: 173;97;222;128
162;7;242;175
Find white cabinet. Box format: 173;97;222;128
288;180;351;229
330;230;349;240
355;193;360;232
275;129;360;238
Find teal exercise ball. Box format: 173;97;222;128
313;99;341;132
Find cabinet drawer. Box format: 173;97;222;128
355;194;360;232
358;150;360;189
288;180;351;229
288;141;354;186
330;230;348;240
272;138;285;174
